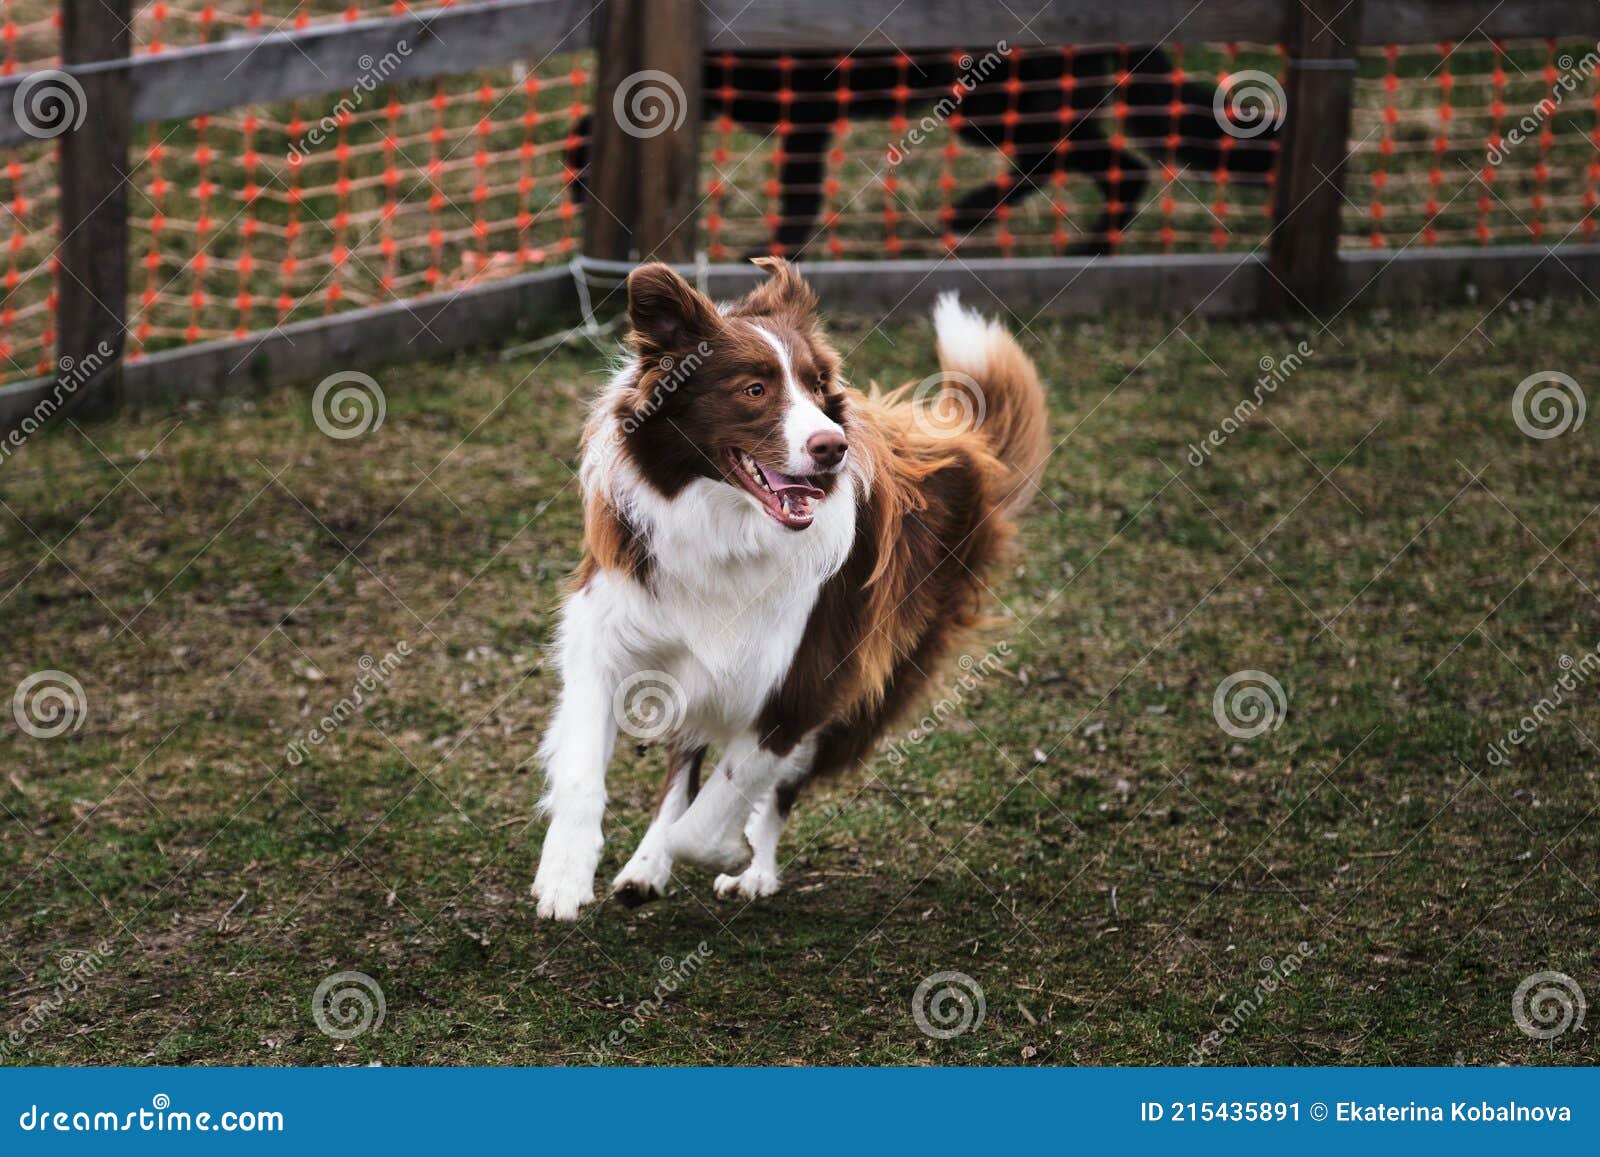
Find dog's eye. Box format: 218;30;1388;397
744;382;765;398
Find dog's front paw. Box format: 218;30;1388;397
532;872;594;921
532;843;596;920
611;853;672;908
714;865;781;901
611;879;662;908
533;817;603;920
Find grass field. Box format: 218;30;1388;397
1;288;1597;1065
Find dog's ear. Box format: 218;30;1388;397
627;263;721;354
739;255;818;319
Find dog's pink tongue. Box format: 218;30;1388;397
761;466;824;499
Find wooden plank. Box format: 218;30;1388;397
0;0;594;148
1;1;1592;149
581;0;640;262
761;253;1267;319
702;0;1294;49
632;0;705;262
1;0;1594;151
1;267;577;428
3;252;1265;428
1363;0;1600;43
1266;0;1363;316
57;0;133;419
704;0;1600;49
1341;242;1600;308
592;243;1600;322
578;251;1267;320
8;244;1600;428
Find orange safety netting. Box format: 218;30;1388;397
123;0;587;356
1347;39;1600;249
0;1;587;383
0;140;55;382
1;11;1598;387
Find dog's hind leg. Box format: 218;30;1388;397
611;743;706;908
714;780;802;902
663;736;771;871
565;112;593;204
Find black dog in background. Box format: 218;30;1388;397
569;47;1279;256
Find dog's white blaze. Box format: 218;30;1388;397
751;322;844;474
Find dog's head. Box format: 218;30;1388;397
619;257;849;531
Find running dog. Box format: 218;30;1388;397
531;257;1048;919
569;47;1278;256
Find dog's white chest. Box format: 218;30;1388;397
580;475;857;742
649;568;816;737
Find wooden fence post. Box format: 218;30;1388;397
632;0;704;262
581;0;640;263
58;0;133;416
1265;0;1363;317
581;0;704;265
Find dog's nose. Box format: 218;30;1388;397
806;430;847;468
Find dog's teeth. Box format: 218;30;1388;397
740;453;774;493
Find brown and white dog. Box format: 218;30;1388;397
531;258;1048;919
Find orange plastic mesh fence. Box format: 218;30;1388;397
124;63;589;356
1;10;1597;387
1346;39;1600;250
1;1;589;383
121;0;586;358
3;1;526;73
0;138;55;382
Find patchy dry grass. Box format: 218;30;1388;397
1;294;1597;1065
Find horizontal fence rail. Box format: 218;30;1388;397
0;0;595;147
700;0;1600;48
0;266;580;427
8;241;1600;428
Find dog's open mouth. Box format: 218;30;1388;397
726;449;825;530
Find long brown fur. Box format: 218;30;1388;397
756;318;1049;786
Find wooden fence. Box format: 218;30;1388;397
1;0;1598;427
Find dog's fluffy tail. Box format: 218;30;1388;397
932;293;1050;514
